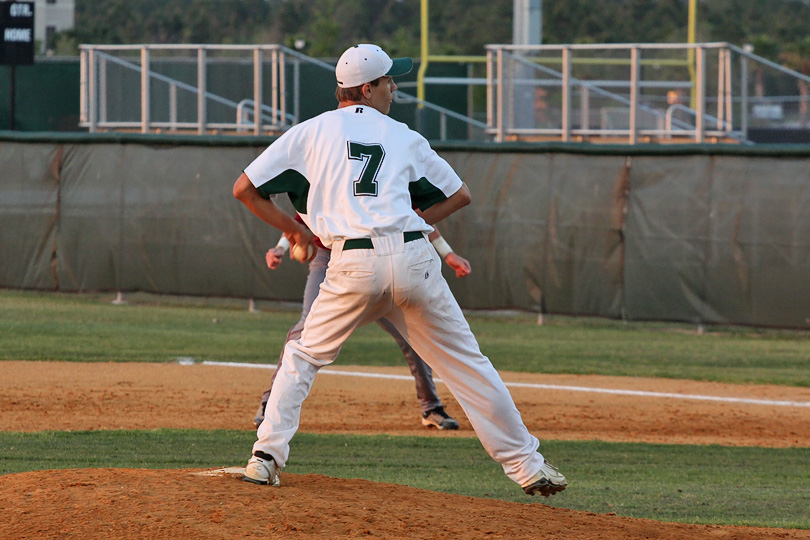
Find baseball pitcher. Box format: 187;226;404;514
233;44;567;497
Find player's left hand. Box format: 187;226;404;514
265;247;285;270
445;253;471;278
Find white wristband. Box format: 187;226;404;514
275;236;291;253
431;236;453;259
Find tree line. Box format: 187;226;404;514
49;0;810;65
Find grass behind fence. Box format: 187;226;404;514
1;430;808;529
2;289;810;386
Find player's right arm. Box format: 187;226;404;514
233;172;314;250
419;182;471;226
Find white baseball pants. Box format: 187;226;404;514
264;247;444;412
254;233;545;486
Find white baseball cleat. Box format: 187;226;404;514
521;459;567;497
243;454;280;486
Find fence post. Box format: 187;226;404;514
87;48;97;133
99;55;107;126
486;48;494;131
169;83;177;130
695;46;705;143
717;48;726;130
141;47;150;134
580;84;590;133
198;47;207;135
271;48;279;129
80;48;87;125
254;48;263;135
725;46;732;133
561;46;571;142
740;48;750;140
629;46;640;144
279;49;287;128
293;58;300;125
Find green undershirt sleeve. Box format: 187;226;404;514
409;177;449;212
255;169;310;214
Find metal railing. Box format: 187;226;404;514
393;89;489;141
79;44;325;134
79;43;489;141
236;99;296;132
485;42;810;144
80;42;810;144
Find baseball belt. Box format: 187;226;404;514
343;231;424;251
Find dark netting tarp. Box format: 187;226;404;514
625;155;810;326
624;155;716;323
4;134;810;328
441;152;625;316
57;142;308;300
4;138;308;301
0;143;60;288
705;157;810;327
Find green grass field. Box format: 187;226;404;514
2;289;810;528
2;289;809;386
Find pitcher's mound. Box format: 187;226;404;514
190;466;246;477
1;468;807;539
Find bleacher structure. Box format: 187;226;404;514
79;42;810;144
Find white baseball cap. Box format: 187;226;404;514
335;44;413;88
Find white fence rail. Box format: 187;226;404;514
485;42;810;144
80;44;309;134
79;43;488;141
80;42;810;144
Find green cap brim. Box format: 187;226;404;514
386;57;413;77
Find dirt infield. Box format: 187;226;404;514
3;361;810;539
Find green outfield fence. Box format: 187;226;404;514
0;59;82;132
3;132;810;329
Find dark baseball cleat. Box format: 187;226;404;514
421;406;460;430
253;400;267;429
243;454;280;486
253;389;272;429
522;459;567;497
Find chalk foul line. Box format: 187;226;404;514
198;360;810;409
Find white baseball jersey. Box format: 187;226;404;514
244;105;463;247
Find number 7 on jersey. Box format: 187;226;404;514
347;141;385;196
